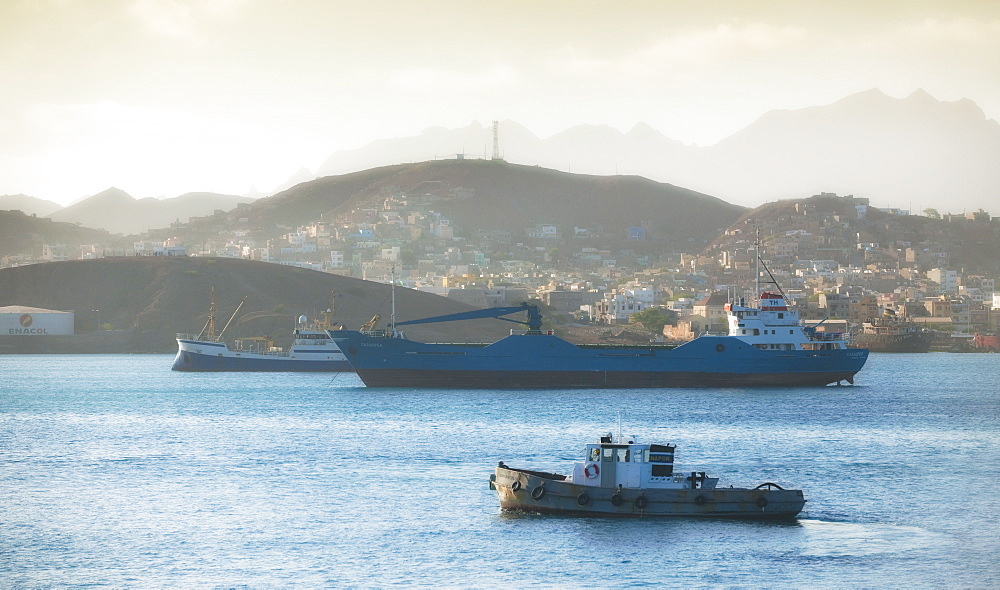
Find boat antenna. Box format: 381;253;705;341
197;286;216;340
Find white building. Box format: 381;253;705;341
0;306;74;336
928;268;959;294
593;291;646;324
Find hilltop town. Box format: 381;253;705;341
3;161;999;344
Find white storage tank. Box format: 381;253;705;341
0;306;75;336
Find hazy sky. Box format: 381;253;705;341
2;0;998;206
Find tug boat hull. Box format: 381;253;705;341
493;467;806;518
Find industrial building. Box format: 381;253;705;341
0;306;75;336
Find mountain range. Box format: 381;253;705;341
317;89;1000;214
0;189;254;235
3;89;997;237
50;188;256;235
0;194;63;217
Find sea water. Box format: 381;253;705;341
1;353;998;588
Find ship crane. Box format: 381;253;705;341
359;314;381;332
394;303;543;332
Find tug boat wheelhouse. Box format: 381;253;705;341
490;433;806;518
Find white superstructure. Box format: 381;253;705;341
725;292;849;351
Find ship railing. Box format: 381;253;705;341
510;329;554;336
805;332;846;342
176;333;216;342
360;328;405;339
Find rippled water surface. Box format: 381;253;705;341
2;353;999;587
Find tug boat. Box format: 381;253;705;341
490;433;806;518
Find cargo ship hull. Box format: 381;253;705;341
331;332;868;388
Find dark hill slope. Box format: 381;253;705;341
246;160;745;248
0;257;520;353
0;209;114;256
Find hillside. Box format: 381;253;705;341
0;257;531;353
0;210;115;258
0;194;63;217
244;159;744;250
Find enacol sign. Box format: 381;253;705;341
0;306;75;336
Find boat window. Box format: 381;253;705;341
603;448;614;460
589;448;600;461
651;464;673;477
753;329;760;335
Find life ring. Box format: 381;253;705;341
531;486;546;501
510;480;521;492
634;495;648;510
611;493;624;507
756;496;768;508
694;495;707;506
715;343;725;353
577;493;590;506
584;463;600;479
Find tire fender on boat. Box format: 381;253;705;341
694;495;708;506
531;486;546;501
577;493;590;506
611;493;624;507
584;463;600;479
756;496;769;508
634;495;648;510
510;480;521;492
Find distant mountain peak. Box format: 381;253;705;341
88;187;136;203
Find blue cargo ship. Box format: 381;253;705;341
329;291;868;388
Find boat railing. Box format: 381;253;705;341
359;328;405;339
292;338;331;345
510;329;554;336
805;331;845;342
176;333;215;342
232;346;287;356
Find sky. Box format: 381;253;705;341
2;0;999;206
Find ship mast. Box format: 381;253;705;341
197;286;216;341
390;266;397;337
755;227;761;304
754;226;790;306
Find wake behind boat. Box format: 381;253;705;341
172;292;351;372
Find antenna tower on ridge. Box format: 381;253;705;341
491;120;502;160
